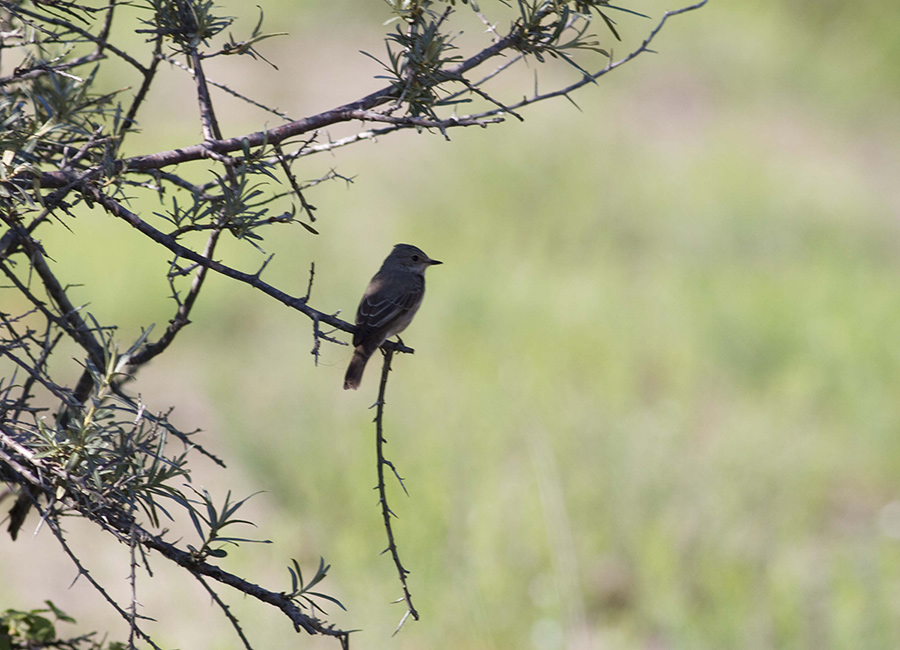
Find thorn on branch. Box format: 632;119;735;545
382;458;409;496
273;143;319;231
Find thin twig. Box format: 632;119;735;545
189;49;223;141
94;0;116;48
128;517;139;648
372;349;419;631
304;262;316;302
272;142;319;230
162;54;294;122
119;35;163;136
195;574;255;650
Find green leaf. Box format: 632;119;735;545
307;591;347;611
43;601;75;624
291;558;303;591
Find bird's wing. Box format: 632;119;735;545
353;274;423;348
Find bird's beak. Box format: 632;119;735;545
428;258;443;266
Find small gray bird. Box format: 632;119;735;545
344;243;442;390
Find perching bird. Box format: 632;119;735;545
344;243;441;390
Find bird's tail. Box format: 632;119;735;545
343;348;370;390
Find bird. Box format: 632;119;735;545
344;243;441;390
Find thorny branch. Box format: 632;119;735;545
372;349;419;633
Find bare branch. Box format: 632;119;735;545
195;575;255;650
119;36;164;136
162;54;294;122
189;49;223;141
273;142;319;230
372;349;419;631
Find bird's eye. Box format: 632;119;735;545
411;255;419;261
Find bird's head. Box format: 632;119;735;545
387;243;442;273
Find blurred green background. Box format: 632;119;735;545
4;0;900;648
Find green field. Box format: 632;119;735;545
3;1;900;648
